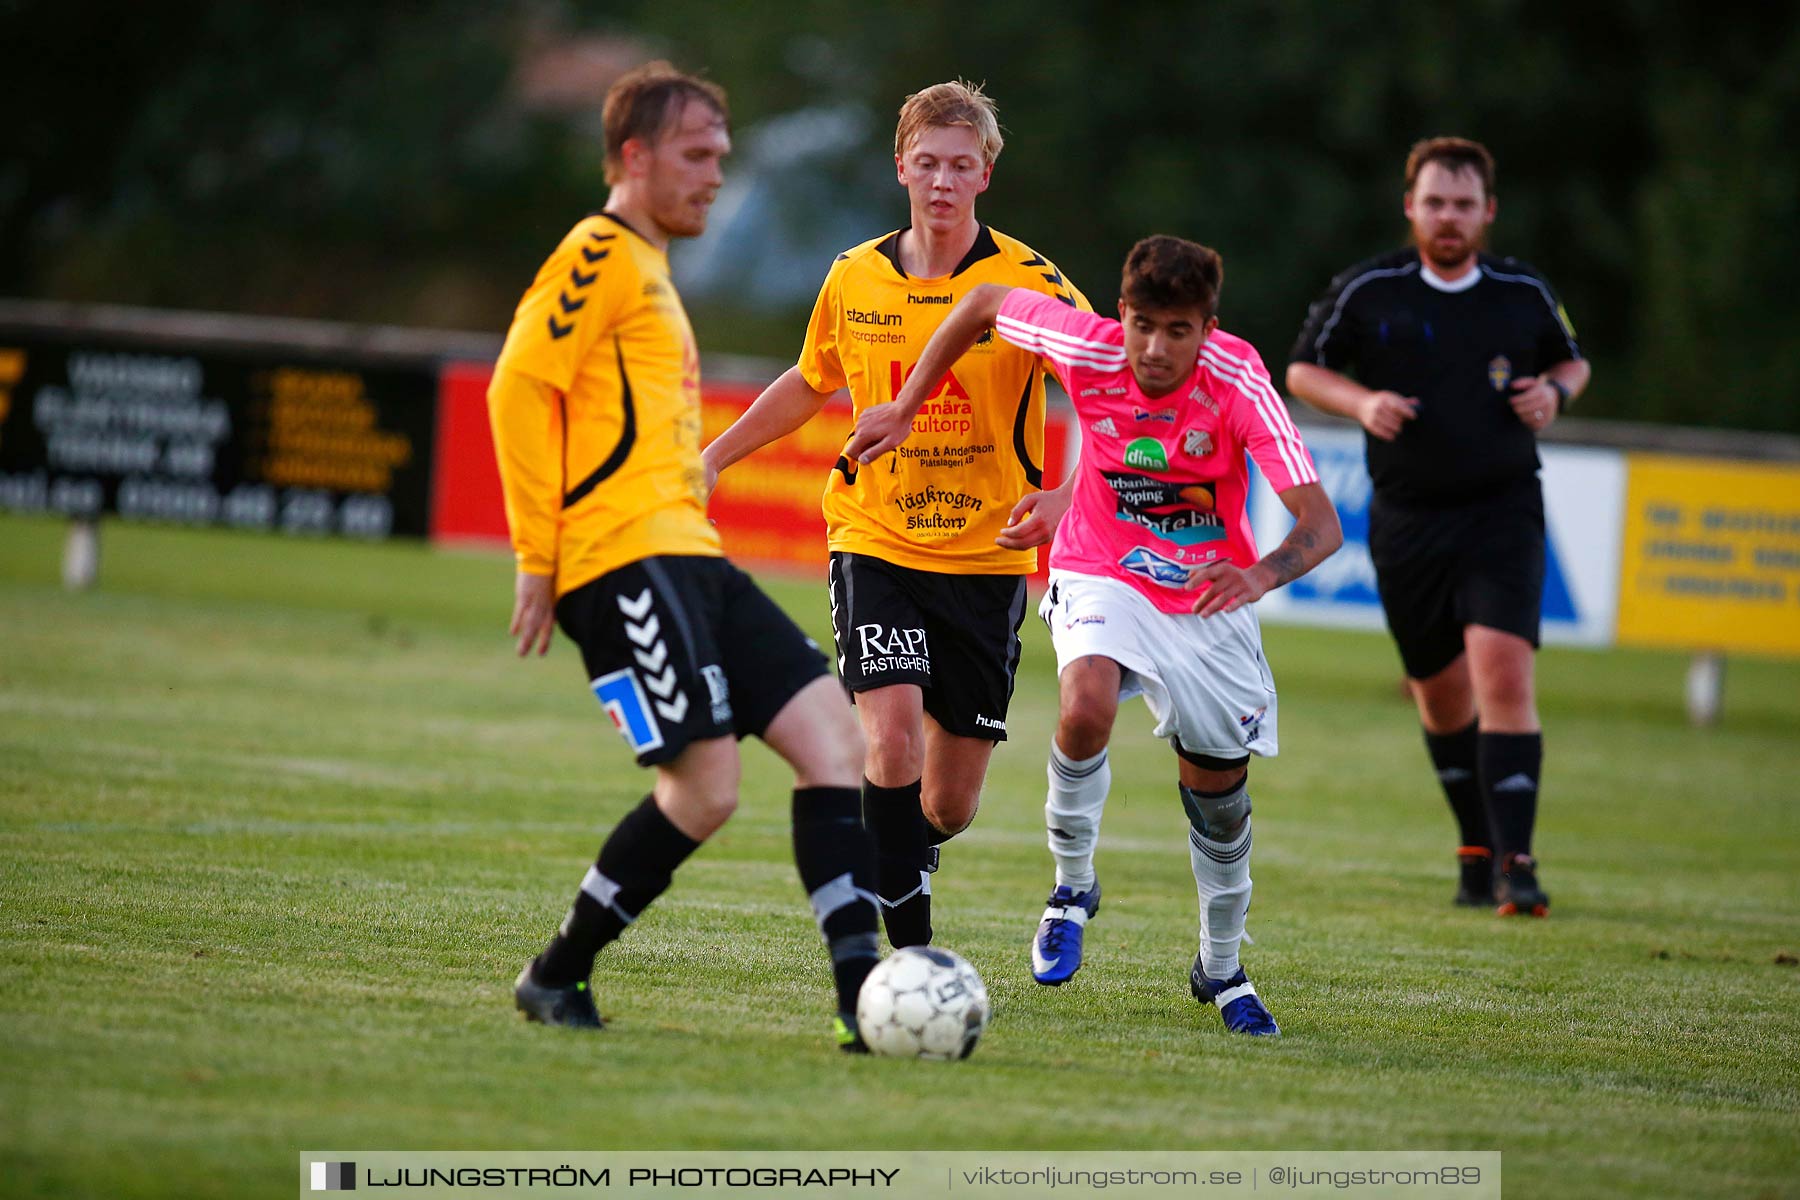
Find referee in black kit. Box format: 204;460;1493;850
1286;137;1590;917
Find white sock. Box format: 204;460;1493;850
1046;741;1109;892
1189;817;1252;980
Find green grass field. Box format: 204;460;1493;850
2;514;1797;1199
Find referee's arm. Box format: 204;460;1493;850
1285;362;1419;443
1504;358;1591;433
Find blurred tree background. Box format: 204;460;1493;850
3;0;1796;432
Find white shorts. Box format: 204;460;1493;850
1039;569;1278;760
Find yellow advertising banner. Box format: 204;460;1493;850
1616;453;1800;656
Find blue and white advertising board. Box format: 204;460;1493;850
1249;426;1625;648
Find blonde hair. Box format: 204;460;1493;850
893;80;1004;165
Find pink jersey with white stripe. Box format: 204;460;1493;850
995;289;1318;613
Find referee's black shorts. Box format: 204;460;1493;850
1368;477;1545;680
556;555;828;767
827;551;1027;742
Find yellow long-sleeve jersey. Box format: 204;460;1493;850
488;212;719;597
798;224;1088;575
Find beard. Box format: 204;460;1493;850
1417;226;1485;271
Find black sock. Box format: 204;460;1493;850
793;786;881;1014
1424;721;1489;850
862;778;932;947
1478;731;1543;862
534;794;700;987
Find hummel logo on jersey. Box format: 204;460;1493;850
975;714;1006;732
1118;546;1191;587
907;292;952;304
1090;417;1119;437
1492;772;1537;793
1182;429;1213;457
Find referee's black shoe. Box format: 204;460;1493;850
514;962;604;1028
1454;846;1496;907
1495;854;1550;918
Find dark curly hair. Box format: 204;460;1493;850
1120;236;1223;320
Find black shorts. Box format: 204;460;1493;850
556;555;828;767
827;551;1027;742
1369;478;1546;680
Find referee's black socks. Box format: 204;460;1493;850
533;794;699;988
1478;731;1542;863
1424;720;1490;852
862;778;933;948
792;786;881;1016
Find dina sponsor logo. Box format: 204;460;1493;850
1124;437;1168;471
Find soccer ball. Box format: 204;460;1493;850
856;946;990;1060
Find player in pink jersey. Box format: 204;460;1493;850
848;236;1340;1035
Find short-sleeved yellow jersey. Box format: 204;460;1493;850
798;225;1088;575
489;212;719;597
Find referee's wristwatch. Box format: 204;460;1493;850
1546;377;1572;413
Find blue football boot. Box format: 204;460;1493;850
1030;882;1101;985
1190;959;1280;1036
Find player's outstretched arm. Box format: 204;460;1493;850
846;283;1014;463
701;367;835;496
1187;481;1343;617
1286;362;1418;443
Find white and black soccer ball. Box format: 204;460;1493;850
856;946;990;1060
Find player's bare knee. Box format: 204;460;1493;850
1055;701;1114;761
922;789;976;837
864;724;924;783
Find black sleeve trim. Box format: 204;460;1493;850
1011;370;1043;489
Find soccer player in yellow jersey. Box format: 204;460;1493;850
704;81;1088;947
487;62;883;1052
